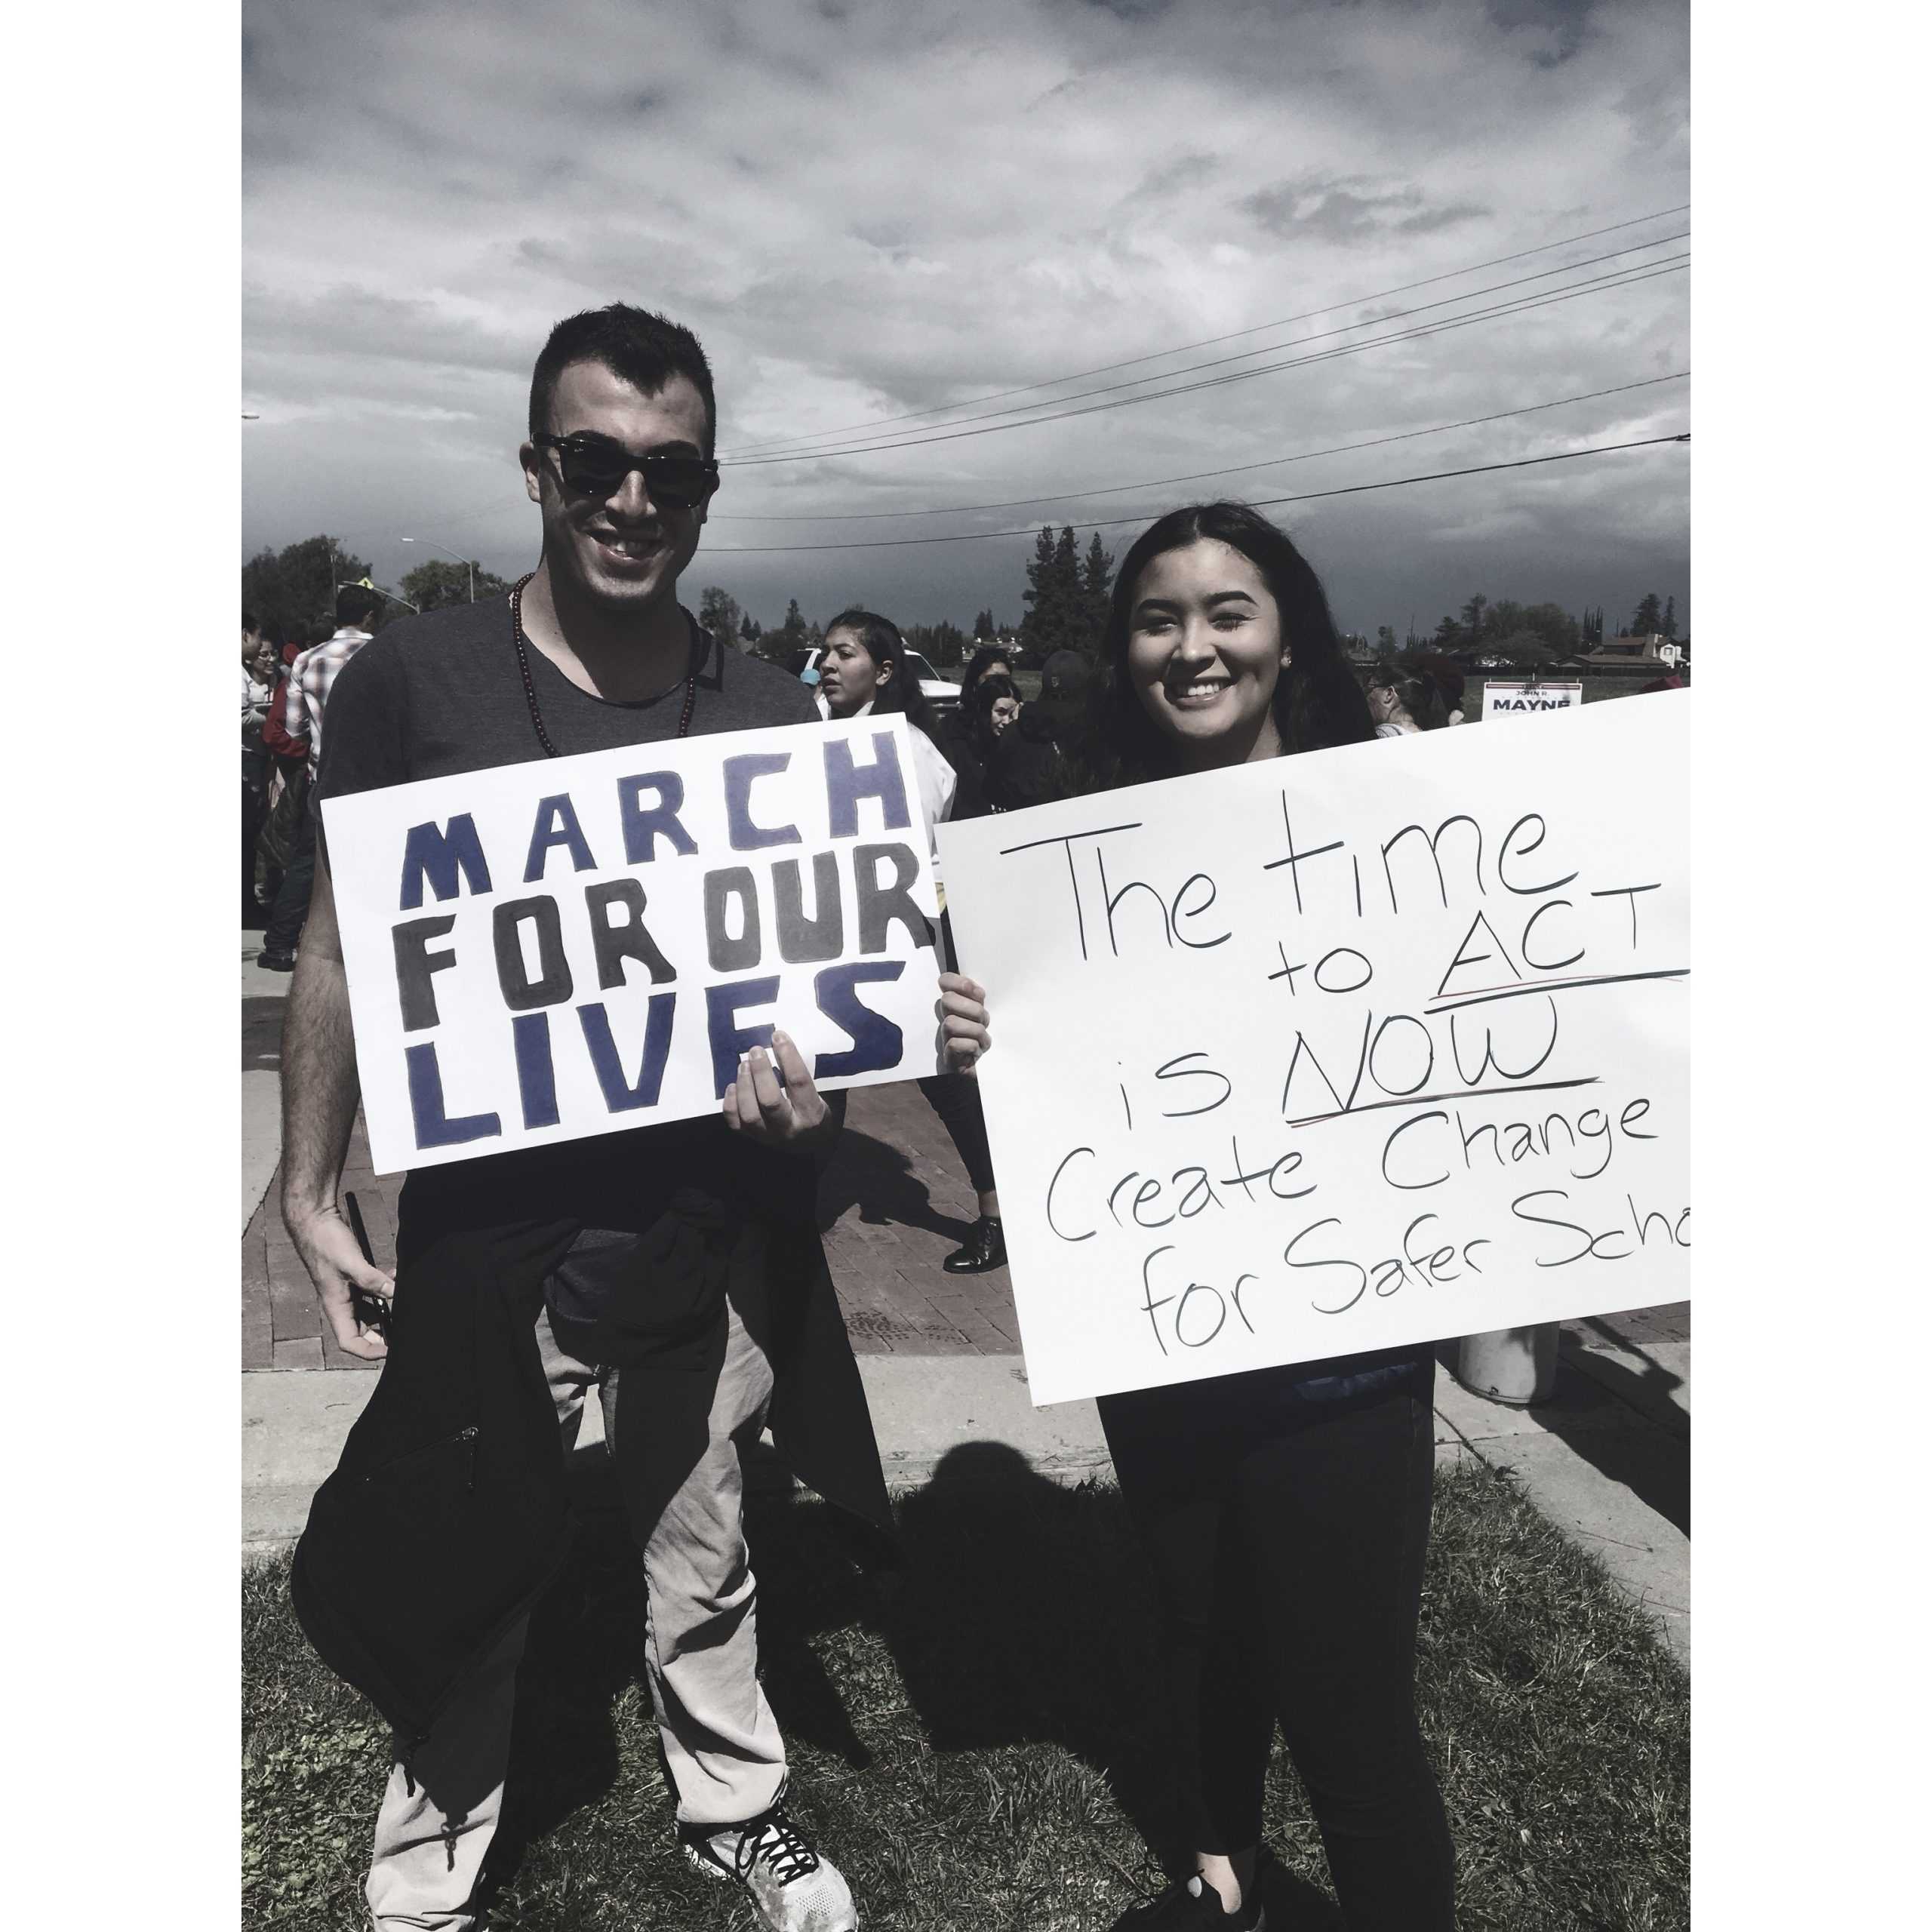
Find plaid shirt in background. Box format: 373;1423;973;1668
284;627;374;778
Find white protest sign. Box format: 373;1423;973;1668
325;715;944;1174
1484;679;1583;715
936;692;1689;1407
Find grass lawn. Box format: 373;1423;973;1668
243;1453;1687;1930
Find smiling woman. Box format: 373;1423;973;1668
958;502;1451;1932
1091;501;1377;792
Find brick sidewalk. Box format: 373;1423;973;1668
241;1081;1020;1370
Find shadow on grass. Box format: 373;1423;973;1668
245;1450;1687;1930
753;1444;1344;1924
478;1438;1347;1925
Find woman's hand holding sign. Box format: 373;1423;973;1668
722;1029;835;1151
938;971;992;1073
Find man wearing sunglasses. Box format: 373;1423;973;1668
281;304;887;1932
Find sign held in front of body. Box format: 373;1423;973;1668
935;692;1689;1407
325;715;944;1174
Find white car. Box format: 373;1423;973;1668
795;645;958;712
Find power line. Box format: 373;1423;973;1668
721;231;1687;464
432;271;1684;534
712;373;1690;521
719;202;1690;457
718;258;1688;466
701;432;1690;553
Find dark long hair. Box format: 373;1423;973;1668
1366;663;1450;731
959;642;1014;710
823;608;936;737
1091;502;1376;787
968;672;1020;761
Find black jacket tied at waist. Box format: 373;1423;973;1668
291;1112;893;1745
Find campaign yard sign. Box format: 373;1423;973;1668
935;692;1689;1407
1484;679;1583;715
325;715;945;1175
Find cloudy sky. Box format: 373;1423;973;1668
242;0;1688;638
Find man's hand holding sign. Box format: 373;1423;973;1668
723;1029;831;1148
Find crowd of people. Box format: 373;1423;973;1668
242;583;384;968
248;300;1666;1932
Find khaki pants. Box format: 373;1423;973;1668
365;1298;787;1929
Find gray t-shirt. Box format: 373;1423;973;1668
316;593;815;803
316;594;826;1349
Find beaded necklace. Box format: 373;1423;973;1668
509;571;699;756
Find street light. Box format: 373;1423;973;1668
400;535;474;602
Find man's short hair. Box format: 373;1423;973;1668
336;583;383;629
243;609;260;635
528;305;718;456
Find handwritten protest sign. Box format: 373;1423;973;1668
325;715;943;1174
936;692;1688;1406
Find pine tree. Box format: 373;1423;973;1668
751;598;808;664
1078;531;1114;654
1631;592;1664;636
697;586;743;653
1020;526;1074;664
1662;596;1678;640
1053;527;1080;646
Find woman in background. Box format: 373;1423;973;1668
816;609;958;828
940;672;1022;818
817;611;1006;1275
938;641;1016;785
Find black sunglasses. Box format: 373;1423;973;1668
534;433;720;509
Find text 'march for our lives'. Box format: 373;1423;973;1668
324;714;945;1175
935;691;1689;1407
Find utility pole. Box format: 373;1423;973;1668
400;536;475;601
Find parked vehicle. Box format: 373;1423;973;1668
795;645;958;711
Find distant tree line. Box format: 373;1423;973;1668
691;588;1016;673
1403;588;1682;669
243;533;508;639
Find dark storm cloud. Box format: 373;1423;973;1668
243;0;1688;629
1241;173;1491;244
1486;0;1599;69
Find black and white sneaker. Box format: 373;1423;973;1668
681;1800;857;1931
1108;1872;1265;1931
